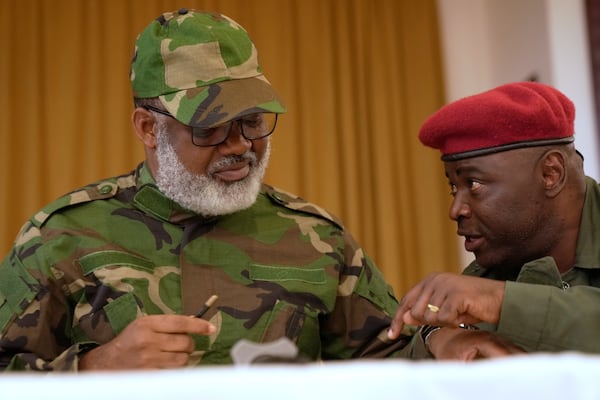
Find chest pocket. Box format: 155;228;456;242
76;250;174;336
249;264;327;285
247;264;326;358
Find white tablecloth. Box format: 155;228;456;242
2;353;598;399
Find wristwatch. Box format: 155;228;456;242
419;324;479;352
419;325;441;349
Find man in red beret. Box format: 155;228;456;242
389;81;600;359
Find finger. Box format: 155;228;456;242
134;332;196;368
145;349;191;369
389;288;425;339
430;294;468;327
389;274;446;339
473;340;526;359
401;310;422;326
395;290;420;318
415;274;470;327
156;332;195;353
458;348;480;362
144;314;217;335
499;339;527;355
409;284;440;324
388;309;407;340
162;350;194;368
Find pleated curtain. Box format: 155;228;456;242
0;0;458;296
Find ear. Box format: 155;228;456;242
132;107;157;148
541;150;567;198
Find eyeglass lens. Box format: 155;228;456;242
142;105;278;147
191;113;278;146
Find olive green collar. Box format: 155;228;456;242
573;176;600;269
132;163;206;224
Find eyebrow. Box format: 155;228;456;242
446;163;488;178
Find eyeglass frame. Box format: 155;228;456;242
141;104;278;147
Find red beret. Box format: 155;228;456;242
419;82;575;161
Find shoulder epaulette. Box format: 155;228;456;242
31;173;136;228
263;184;345;231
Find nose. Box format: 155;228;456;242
449;193;471;221
218;121;252;155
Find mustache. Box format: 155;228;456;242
207;152;257;174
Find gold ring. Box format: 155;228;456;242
427;304;440;313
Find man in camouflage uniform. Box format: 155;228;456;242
0;9;411;371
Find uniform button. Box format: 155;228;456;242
99;184;113;194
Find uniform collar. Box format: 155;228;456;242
133;162;215;224
573;176;600;269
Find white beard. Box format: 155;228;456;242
154;121;270;217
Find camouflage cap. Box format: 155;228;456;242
130;9;286;128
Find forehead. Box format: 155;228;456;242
443;149;530;177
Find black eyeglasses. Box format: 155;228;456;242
142;105;278;147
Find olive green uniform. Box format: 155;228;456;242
403;176;600;357
0;163;410;371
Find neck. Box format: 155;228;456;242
553;195;585;274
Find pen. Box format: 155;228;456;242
194;294;218;318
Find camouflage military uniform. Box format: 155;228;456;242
0;163;410;371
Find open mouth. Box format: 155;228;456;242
463;235;484;252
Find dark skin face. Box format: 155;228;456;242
131;106;269;182
444;145;583;275
387;144;586;348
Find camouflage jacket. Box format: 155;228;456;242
0;163;409;371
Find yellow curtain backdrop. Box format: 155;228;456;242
0;0;458;295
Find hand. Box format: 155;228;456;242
427;327;526;360
388;273;505;339
79;314;216;370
